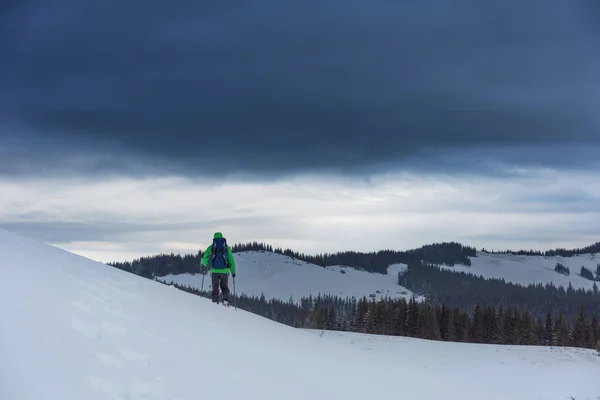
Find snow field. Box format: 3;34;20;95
161;250;420;302
1;228;599;400
438;251;600;291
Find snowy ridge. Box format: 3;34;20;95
160;250;420;302
1;228;599;399
438;251;600;291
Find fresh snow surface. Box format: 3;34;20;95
438;251;600;291
306;330;600;399
160;250;420;302
1;228;599;400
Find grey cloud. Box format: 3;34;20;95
0;215;286;245
461;227;600;252
507;189;600;212
2;0;600;178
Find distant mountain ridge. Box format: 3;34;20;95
230;240;600;268
108;239;600;279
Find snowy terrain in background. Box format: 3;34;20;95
438;251;599;291
160;247;600;305
160;250;420;302
1;228;599;400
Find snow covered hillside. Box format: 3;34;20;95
1;228;599;400
307;330;600;399
160;250;420;302
438;251;600;291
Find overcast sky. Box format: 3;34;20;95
1;1;600;263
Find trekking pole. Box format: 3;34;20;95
233;276;237;310
200;262;206;297
201;270;205;293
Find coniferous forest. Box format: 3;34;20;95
398;261;600;322
162;279;599;351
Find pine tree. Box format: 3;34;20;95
326;305;338;330
405;296;420;337
481;305;499;343
392;299;407;336
376;299;392;335
352;297;369;332
554;314;571;346
511;307;524;344
502;305;517;344
543;313;554;346
535;317;544;345
520;307;538;345
453;307;469;342
591;315;599;347
419;303;441;341
362;300;376;333
469;303;484;343
495;305;507;344
439;304;456;341
572;306;590;348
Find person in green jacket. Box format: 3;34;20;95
201;232;236;304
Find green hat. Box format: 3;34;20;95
213;232;223;239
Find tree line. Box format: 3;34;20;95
482;241;600;258
159;279;600;352
109;241;477;277
233;241;476;273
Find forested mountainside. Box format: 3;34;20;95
398;261;600;321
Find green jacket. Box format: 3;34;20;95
201;232;236;275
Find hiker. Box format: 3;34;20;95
201;232;236;304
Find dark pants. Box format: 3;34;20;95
211;272;229;303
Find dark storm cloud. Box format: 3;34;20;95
2;0;600;177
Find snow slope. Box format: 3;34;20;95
438;251;599;291
1;228;599;400
307;330;600;399
160;250;420;302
